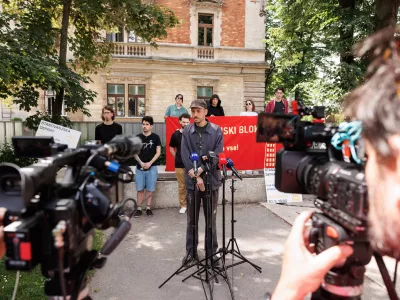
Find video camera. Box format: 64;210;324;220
0;135;142;299
257;102;373;299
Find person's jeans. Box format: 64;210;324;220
186;189;219;256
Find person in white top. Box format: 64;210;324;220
240;100;258;116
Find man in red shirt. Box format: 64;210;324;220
265;87;289;114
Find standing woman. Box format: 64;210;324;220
240;100;258;116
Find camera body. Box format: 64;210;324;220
0;136;139;298
257;105;371;298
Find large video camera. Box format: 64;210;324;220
0;135;142;299
257;103;373;299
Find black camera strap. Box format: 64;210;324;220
374;252;399;300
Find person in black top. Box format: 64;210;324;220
206;94;225;117
169;113;191;214
95;105;123;144
133;116;161;218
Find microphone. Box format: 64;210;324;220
190;152;200;176
89;155;132;175
218;153;227;178
226;158;243;181
97;135;142;160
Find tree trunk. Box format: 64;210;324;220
376;0;400;31
338;0;356;64
53;0;72;122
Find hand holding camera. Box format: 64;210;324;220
272;211;354;300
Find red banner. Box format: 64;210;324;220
166;116;266;171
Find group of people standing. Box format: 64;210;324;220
95;105;161;218
94;86;288;267
165;87;289;121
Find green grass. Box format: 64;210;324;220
0;230;104;300
0;263;46;300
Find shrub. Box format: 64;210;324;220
0;142;37;167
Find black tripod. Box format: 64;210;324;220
159;160;234;300
182;164;234;300
225;176;262;273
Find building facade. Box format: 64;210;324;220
1;0;267;122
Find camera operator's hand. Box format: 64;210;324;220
272;211;354;300
196;177;205;192
0;208;6;260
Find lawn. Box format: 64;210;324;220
0;230;103;300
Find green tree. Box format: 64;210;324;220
265;0;399;114
0;0;179;130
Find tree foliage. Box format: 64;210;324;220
0;0;179;130
265;0;399;114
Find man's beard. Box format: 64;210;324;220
368;181;400;259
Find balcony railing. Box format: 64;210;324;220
110;43;265;64
197;48;214;59
112;43;148;57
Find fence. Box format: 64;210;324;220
0;121;167;146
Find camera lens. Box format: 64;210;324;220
1;175;22;194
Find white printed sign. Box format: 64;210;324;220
264;168;303;204
36;120;81;148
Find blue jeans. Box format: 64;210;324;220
186;189;219;256
135;166;158;192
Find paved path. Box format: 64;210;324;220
89;203;393;299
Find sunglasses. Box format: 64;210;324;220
246;103;252;105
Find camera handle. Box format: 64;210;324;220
310;213;399;300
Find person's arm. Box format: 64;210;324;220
271;211;354;300
170;146;176;157
147;146;161;168
220;106;225;116
134;154;145;169
164;105;170;120
181;128;203;174
169;132;177;157
95;125;101;143
118;123;123;135
0;207;6;259
214;127;224;155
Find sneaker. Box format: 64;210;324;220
182;252;199;267
133;210;142;218
179;207;187;214
146;208;153;217
211;257;221;269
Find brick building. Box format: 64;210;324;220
1;0;267;122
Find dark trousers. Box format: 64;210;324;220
186;189;219;256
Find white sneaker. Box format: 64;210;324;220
179;207;187;214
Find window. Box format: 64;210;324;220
106;26;124;42
45;89;67;116
128;31;143;43
197;86;213;100
128;85;145;117
198;14;213;47
107;84;125;117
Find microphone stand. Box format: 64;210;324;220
181;159;234;300
160;158;234;300
225;175;262;273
